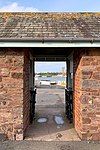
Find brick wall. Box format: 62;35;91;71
0;48;99;141
73;48;100;140
73;49;83;139
0;49;24;140
23;50;30;135
0;49;31;140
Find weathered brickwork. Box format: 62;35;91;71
0;49;24;140
23;50;30;136
0;49;31;140
74;49;100;140
0;48;100;141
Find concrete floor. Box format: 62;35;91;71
1;141;100;150
25;88;80;141
36;87;65;107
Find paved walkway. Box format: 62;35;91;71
25;88;80;141
0;141;100;150
36;88;65;107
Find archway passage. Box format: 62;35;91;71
25;48;80;141
0;48;100;141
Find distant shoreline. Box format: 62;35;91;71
35;76;66;88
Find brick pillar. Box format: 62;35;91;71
0;49;24;140
23;50;30;135
74;49;100;140
0;49;31;140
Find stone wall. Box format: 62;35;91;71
0;49;31;140
0;48;100;141
73;48;100;140
0;49;24;140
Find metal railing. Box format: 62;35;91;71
65;87;73;123
30;87;37;123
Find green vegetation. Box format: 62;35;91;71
36;72;61;77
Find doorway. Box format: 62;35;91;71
25;52;80;141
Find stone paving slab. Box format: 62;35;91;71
0;141;100;150
0;134;6;142
36;88;65;106
25;107;80;141
25;88;79;141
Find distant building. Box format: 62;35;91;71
61;67;66;76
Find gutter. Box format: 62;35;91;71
0;38;100;47
0;38;100;42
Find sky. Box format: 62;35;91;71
0;1;99;72
0;0;100;12
35;62;66;73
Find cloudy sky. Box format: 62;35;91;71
0;1;99;72
0;0;100;12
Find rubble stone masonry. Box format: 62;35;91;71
74;49;100;140
0;48;100;141
0;49;30;140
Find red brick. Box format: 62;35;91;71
0;76;2;82
74;49;100;141
0;48;100;141
0;49;24;140
82;70;92;79
96;66;100;71
82;118;91;124
90;126;98;131
11;72;23;79
92;72;100;80
92;133;100;141
0;68;10;77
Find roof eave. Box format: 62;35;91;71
0;38;100;43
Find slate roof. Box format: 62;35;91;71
0;13;100;41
